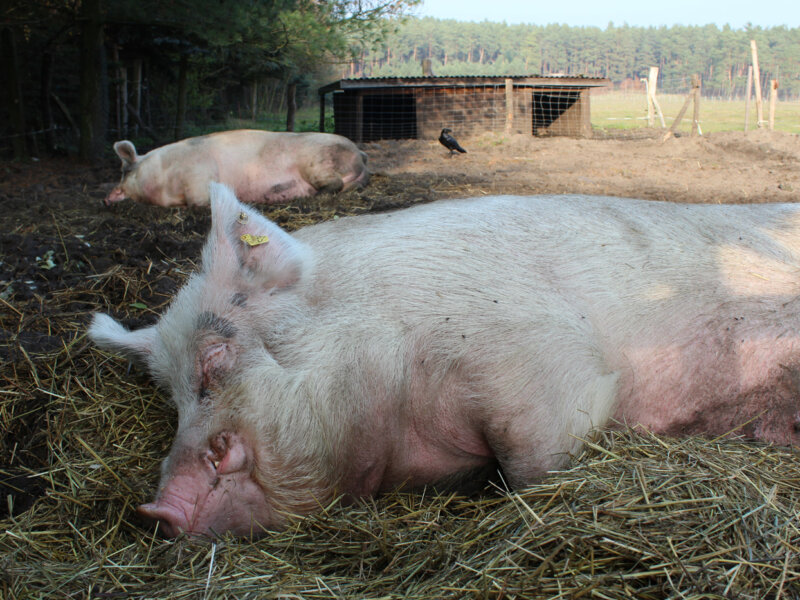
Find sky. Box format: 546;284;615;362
414;0;800;29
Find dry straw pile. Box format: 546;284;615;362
2;183;799;598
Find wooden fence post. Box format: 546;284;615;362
645;67;665;128
505;78;514;133
751;40;764;128
768;80;778;131
744;65;753;132
662;74;701;141
691;74;701;136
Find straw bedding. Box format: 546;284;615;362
1;160;798;598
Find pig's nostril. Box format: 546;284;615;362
138;502;187;538
206;448;222;471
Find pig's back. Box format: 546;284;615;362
294;194;800;349
296;194;800;293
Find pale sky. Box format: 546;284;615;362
414;0;800;29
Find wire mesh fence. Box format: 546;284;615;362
4;72;798;159
322;77;601;143
591;75;800;136
320;73;800;144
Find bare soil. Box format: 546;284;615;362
1;129;799;517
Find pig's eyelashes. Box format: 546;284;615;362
199;341;237;392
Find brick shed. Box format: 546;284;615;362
317;75;610;143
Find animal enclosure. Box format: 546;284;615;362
319;75;609;142
2;130;799;596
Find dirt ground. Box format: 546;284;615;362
1;128;799;516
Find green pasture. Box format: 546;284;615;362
591;91;800;134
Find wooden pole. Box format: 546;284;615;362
662;75;700;142
744;65;753;132
691;74;701;136
750;40;764;128
644;67;665;128
505;78;514;133
648;67;660;127
768;79;778;131
319;92;326;132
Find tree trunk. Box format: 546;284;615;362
286;81;297;132
121;62;128;137
251;80;258;121
112;44;121;137
78;0;106;162
1;27;28;159
132;58;142;135
40;50;56;153
174;53;188;140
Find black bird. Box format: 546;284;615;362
439;128;467;156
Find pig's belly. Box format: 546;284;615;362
611;335;800;445
236;173;317;204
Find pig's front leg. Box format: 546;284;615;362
485;322;619;487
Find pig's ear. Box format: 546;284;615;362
113;141;138;167
206;183;311;289
88;313;157;363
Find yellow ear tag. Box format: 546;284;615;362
240;233;270;246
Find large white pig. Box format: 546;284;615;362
90;185;800;537
104;130;369;207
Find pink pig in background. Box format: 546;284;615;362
90;185;800;537
104;129;369;207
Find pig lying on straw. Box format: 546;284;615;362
104;129;369;207
90;184;800;537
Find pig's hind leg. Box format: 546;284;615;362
303;147;366;194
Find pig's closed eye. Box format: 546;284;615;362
199;341;238;393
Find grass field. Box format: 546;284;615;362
591;91;800;134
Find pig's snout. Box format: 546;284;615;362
104;186;127;206
138;501;189;538
138;432;271;537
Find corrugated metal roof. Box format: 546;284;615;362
340;74;607;82
318;74;610;94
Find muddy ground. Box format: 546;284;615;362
1;128;799;517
